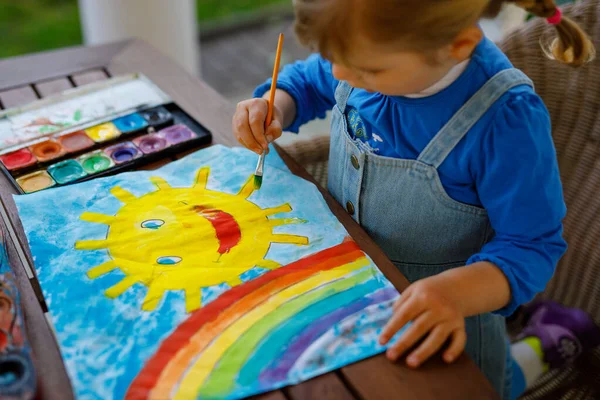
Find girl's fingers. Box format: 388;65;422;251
379;294;423;346
406;325;451;368
248;102;269;150
233;108;262;154
265;119;283;143
385;311;436;361
443;328;467;364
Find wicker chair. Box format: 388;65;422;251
501;1;600;398
279;1;600;398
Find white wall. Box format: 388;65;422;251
78;0;200;75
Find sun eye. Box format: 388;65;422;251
157;256;182;265
141;219;165;230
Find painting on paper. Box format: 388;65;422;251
14;145;403;399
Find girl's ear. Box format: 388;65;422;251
450;26;483;62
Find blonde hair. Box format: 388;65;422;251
294;0;595;67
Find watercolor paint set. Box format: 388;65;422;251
0;74;212;194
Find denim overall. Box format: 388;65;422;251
328;69;533;399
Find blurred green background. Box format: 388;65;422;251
0;0;290;58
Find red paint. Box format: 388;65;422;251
125;239;361;399
0;148;36;171
58;131;94;153
30;140;65;162
194;206;241;255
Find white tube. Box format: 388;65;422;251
78;0;200;75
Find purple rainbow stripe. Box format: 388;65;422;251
258;286;398;384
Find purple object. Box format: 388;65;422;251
158;124;196;145
518;300;600;368
104;142;142;164
133;134;169;155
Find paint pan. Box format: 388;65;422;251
140;106;173;129
16;170;56;193
85;123;121;143
29;140;66;162
132;134;170;155
158;124;197;145
0;149;36;171
104;142;142;165
47;159;87;185
58;131;95;153
77;151;115;175
112;113;149;134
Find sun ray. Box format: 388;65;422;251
236;175;256;199
75;239;110;251
150;177;171;191
142;283;166;311
269;218;306;227
270;234;309;246
256;259;281;270
193;167;210;190
80;212;115;225
261;203;292;218
185;288;202;313
105;276;139;299
110;186;136;204
87;260;118;279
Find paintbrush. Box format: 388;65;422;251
254;33;285;190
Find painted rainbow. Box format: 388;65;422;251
126;240;400;400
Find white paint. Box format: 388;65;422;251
78;0;200;75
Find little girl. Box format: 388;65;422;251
232;1;599;399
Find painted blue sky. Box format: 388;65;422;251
14;145;396;399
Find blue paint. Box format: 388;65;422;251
112;113;148;134
156;256;181;265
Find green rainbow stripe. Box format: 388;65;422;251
197;268;374;398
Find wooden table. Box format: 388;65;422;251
0;39;500;400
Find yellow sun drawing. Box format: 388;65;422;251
75;167;309;313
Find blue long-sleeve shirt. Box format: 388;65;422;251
254;38;567;316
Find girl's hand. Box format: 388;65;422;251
232;98;284;155
379;276;467;368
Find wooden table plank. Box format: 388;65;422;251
251;392;288;400
71;69;110;86
0;41;128;91
34;78;73;97
0;85;39;108
286;374;356;400
341;354;499;400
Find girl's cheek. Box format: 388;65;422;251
332;64;355;82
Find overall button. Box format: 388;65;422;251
346;201;355;215
350;154;360;170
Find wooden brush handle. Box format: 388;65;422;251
265;33;284;128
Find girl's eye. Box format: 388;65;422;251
141;219;165;229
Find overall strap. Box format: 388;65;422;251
334;80;354;112
417;69;533;168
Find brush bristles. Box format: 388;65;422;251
253;174;263;190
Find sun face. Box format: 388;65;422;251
75;167;308;313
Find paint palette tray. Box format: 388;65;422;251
0;74;212;194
